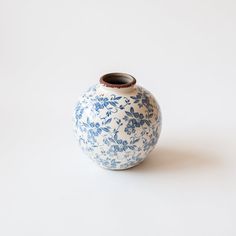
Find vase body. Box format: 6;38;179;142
74;73;161;170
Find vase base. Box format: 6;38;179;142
93;158;146;171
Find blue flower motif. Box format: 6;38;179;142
94;97;109;111
124;107;150;135
107;134;136;154
93;95;121;112
80;117;110;141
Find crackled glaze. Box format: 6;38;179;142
74;76;161;170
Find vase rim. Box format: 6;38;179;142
99;72;136;88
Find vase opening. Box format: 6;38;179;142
100;73;136;88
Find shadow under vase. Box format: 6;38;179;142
129;145;221;173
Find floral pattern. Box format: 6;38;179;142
74;84;161;170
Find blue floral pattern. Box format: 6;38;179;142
74;84;161;170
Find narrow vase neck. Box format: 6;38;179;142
99;72;137;94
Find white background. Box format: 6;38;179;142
0;0;236;235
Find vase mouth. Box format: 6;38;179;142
99;73;136;88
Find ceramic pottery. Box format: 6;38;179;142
74;73;162;170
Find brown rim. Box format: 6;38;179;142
99;73;136;88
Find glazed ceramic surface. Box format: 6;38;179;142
74;73;162;170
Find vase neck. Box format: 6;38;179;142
99;72;137;94
99;84;136;94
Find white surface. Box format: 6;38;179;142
0;0;236;235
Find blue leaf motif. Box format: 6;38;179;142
125;111;132;117
133;138;140;143
86;117;90;124
108;137;115;143
110;101;117;107
102;127;110;132
105;118;112;124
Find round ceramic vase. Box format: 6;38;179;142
74;73;162;170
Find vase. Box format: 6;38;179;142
74;73;162;170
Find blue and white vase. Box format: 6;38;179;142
74;73;162;170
